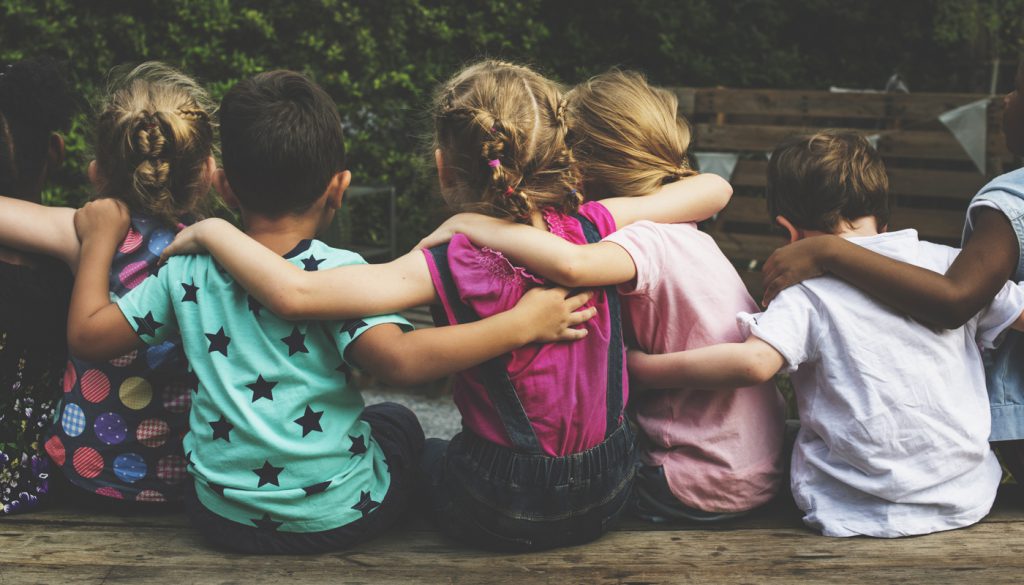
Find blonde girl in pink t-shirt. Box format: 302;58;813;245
419;69;787;522
159;61;733;549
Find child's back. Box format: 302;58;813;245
750;229;1019;536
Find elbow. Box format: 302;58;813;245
930;289;976;330
740;351;778;386
372;358;424;387
552;259;588;288
68;329;104;362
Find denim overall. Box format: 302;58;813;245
423;213;639;551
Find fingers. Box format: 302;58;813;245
554;326;589;342
566;306;597;326
561;288;595;311
761;273;786;307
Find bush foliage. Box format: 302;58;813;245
2;0;1022;248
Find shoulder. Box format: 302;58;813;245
973;168;1024;218
577;201;617;235
295;239;369;270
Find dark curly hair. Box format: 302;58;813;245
0;57;76;197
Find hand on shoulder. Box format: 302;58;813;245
74;198;130;245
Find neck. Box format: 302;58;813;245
801;216;880;240
239;208;331;256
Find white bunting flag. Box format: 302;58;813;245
865;134;881;150
693;152;740;182
939;98;989;174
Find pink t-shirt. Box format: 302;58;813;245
604;221;786;513
423;202;626;457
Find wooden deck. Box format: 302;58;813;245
4;486;1024;584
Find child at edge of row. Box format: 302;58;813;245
66;69;596;555
0;58;76;514
0;62;215;512
158;60;734;551
415;69;786;523
759;60;1024;485
629;130;1024;538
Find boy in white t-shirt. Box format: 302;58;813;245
629;131;1024;538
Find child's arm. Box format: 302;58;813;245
628;336;785;392
347;287;595;386
760;208;1018;329
66;199;146;360
0;196;80;269
599;172;733;227
161;218;438;321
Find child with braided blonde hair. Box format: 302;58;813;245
160;60;729;549
0;61;216;511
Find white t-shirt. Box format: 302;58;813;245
743;229;1024;538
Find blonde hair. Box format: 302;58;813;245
565;69;696;199
432;60;581;221
93;62;215;225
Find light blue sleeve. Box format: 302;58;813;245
965;168;1024;280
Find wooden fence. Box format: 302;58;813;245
674;87;1018;298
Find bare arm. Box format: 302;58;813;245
628;336;784;392
67;200;144;361
600;173;733;227
416;213;636;288
0;196;80;269
761;209;1019;329
161;218;438;321
348;287;595;386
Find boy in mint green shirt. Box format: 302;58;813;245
65;71;593;554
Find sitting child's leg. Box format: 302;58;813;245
633;465;749;523
185;403;424;555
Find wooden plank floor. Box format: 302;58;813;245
3;487;1024;584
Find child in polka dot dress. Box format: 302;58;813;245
0;62;217;509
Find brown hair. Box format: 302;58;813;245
93;62;215;226
766;130;890;233
565;69;696;200
432;60;580;221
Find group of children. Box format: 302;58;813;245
1;54;1024;553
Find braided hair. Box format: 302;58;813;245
432;60;581;222
93;62;215;226
0;58;76;198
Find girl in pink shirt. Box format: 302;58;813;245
422;70;786;522
162;61;732;549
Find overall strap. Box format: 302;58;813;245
428;245;545;454
572;213;625;437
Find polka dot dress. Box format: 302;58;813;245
45;215;191;504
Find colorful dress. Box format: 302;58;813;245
0;254;71;514
45;214;191;504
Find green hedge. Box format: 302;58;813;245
2;0;1021;249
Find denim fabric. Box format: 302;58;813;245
186;402;424;555
964;167;1024;442
422;422;639;552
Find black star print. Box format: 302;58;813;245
348;434;367;455
207;481;226;497
133;312;164;337
251;513;283;531
336;362;352;382
206;327;231;356
181;281;199;303
294;405;324;437
351;490;380;517
245;375;278;402
185;369;200;394
253;460;284;487
281;326;308;356
209;415;234;442
302;481;331;496
247;294;263;316
340;319;368;338
301;255;325;271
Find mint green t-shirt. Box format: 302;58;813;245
116;239;410;532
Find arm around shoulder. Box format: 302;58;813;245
628;336;784;392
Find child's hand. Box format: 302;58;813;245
414;213;499;250
159;218;225;263
513;286;596;343
761;235;840;306
74;199;130;245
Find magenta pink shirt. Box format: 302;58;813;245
604;221;786;513
423;202;626;457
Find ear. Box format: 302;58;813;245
435;148;453;189
47;133;65;170
213;169;240;209
87;160;101;190
775;215;802;243
326;170;351;210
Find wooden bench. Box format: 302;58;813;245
4;485;1024;584
673;87;1019;298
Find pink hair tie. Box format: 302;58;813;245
176;222;187;231
488;159;502;168
504;186;515;196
